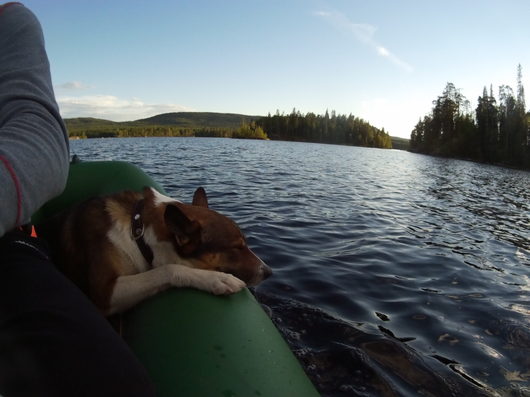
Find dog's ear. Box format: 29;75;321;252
192;187;209;208
164;204;202;255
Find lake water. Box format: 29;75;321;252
71;137;529;397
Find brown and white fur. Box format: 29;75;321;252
39;187;271;316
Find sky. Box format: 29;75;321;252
21;0;530;139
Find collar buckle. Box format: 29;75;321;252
131;199;154;266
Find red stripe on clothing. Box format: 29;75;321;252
1;1;26;227
0;2;23;16
0;155;22;226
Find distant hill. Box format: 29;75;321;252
63;112;265;139
64;111;408;149
390;136;410;151
134;112;260;128
64;112;260;130
64;117;120;129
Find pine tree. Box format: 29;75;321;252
514;64;528;166
430;82;470;155
498;85;516;162
476;86;498;162
517;64;526;110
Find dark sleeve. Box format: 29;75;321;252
0;3;69;237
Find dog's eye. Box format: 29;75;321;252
226;246;248;263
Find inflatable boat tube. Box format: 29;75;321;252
33;160;319;397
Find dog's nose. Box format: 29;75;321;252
261;264;272;280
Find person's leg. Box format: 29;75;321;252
0;232;156;397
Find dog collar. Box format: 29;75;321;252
131;199;154;266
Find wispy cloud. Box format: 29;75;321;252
57;95;194;121
314;10;413;73
56;81;92;90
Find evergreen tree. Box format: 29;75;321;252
513;64;528;165
476;86;499;162
410;66;529;169
255;110;392;149
431;82;470;155
498;85;515;161
517;64;526;110
409;118;424;152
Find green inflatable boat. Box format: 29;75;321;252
32;160;319;397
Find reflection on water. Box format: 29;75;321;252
72;138;530;396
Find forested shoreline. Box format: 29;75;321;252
410;65;530;169
256;109;392;148
65;110;393;149
67;124;268;140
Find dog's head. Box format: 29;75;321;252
148;187;272;286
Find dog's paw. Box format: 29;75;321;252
206;272;246;295
171;265;246;295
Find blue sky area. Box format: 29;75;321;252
22;0;530;138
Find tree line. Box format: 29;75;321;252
68;123;268;140
410;65;530;169
256;109;392;149
67;110;393;149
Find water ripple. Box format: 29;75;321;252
72;138;530;396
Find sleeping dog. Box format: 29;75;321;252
39;187;271;316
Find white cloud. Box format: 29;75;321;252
377;46;389;57
56;81;91;90
57;95;194;121
314;9;413;73
349;23;378;45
